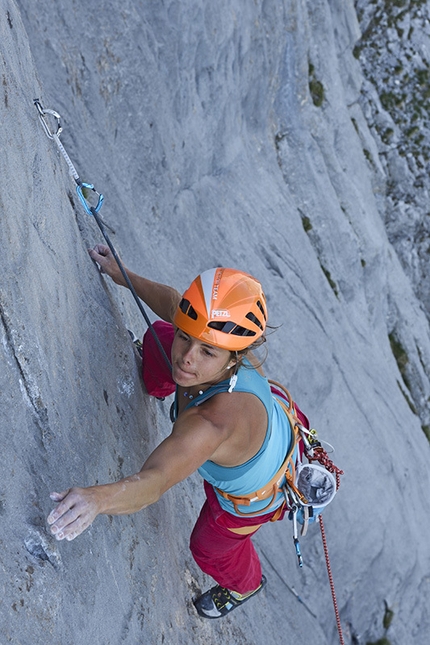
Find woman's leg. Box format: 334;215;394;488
141;321;176;397
189;482;279;594
190;498;262;595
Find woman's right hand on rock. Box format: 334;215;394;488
47;487;101;541
88;244;127;286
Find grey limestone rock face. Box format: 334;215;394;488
1;0;430;643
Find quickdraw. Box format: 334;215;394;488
34;99;172;373
33;101;106;217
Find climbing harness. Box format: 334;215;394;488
215;395;300;516
216;380;340;525
217;378;345;644
33;99;172;373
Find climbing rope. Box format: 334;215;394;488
319;515;345;645
34;99;172;373
307;445;344;489
297;426;345;643
307;443;344;644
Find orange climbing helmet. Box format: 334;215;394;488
173;268;267;351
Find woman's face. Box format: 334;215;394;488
171;329;233;388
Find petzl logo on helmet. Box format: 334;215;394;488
212;309;230;318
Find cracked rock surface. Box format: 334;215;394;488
1;1;430;643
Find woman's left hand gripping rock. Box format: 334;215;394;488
47;487;100;541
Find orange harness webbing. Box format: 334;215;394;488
216;381;303;517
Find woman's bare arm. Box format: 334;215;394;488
88;244;181;322
47;408;232;541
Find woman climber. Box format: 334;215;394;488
47;244;311;619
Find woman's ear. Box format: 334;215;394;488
229;351;244;371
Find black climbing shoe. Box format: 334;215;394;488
193;575;266;619
127;330;143;358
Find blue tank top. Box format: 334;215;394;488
172;360;294;516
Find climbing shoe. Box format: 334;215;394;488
127;330;143;358
193;575;266;619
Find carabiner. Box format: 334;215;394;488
291;507;303;567
284;482;301;509
309;428;321;446
34;99;62;140
76;182;104;216
294;537;303;567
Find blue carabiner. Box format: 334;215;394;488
293;537;303;567
76;182;104;215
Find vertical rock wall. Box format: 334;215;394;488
1;1;430;643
